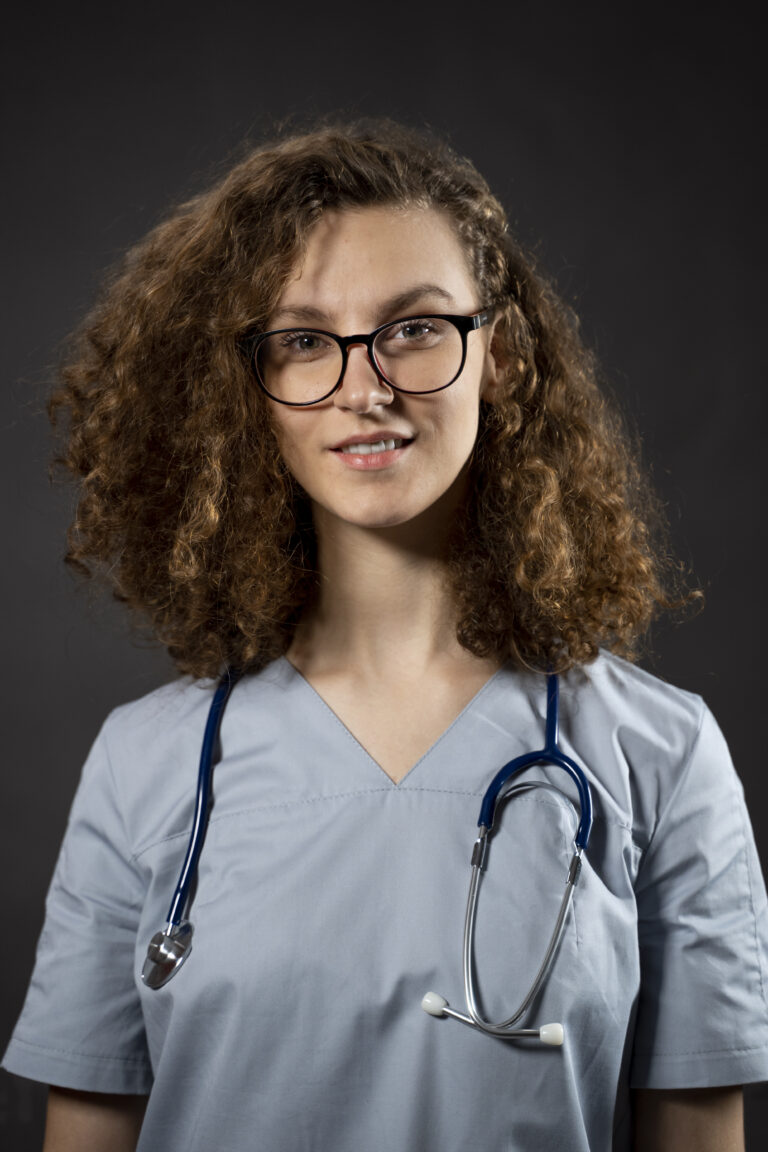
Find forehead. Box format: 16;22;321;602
274;205;479;322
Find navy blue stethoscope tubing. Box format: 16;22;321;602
478;674;592;850
165;668;591;930
165;668;242;928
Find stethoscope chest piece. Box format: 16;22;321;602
142;921;194;990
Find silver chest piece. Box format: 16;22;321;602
141;921;193;989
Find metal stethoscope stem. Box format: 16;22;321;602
461;832;582;1037
422;674;592;1046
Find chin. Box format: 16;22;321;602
324;495;432;530
348;508;421;530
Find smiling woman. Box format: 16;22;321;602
3;119;767;1152
38;121;674;680
264;207;498;534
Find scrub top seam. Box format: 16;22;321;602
130;786;602;863
633;1040;768;1058
738;785;768;1012
7;1035;151;1067
130;785;475;860
102;723;142;867
634;697;707;880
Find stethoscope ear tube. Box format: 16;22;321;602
164;668;242;929
141;668;241;990
478;675;592;850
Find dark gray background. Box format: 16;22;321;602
2;2;766;1147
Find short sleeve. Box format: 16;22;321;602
2;723;153;1093
631;702;768;1088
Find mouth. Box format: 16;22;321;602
329;432;414;470
337;437;411;456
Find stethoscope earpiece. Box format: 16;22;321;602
421;991;450;1017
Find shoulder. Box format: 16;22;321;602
557;652;732;845
102;674;220;748
569;649;707;743
86;658;297;855
573;649;704;718
100;656;295;751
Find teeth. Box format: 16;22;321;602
340;438;404;455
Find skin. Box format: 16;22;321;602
43;1088;146;1151
42;205;745;1150
633;1086;744;1151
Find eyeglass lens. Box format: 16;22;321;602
256;317;464;404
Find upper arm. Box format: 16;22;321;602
44;1087;147;1152
632;1086;744;1152
631;704;768;1090
2;724;153;1094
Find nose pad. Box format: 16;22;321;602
334;343;393;411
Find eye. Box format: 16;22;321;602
278;330;334;355
377;317;450;355
262;330;338;366
389;318;439;341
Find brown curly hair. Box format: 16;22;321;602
50;118;688;679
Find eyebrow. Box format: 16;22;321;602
269;283;457;328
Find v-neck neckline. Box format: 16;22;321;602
279;656;510;788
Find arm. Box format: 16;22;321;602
43;1087;147;1152
632;1086;744;1152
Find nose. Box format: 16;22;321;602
333;342;394;413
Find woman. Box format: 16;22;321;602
4;119;767;1151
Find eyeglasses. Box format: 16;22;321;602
243;310;493;406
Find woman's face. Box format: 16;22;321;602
266;205;501;534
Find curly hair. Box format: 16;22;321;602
50;118;688;678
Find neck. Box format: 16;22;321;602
288;498;476;681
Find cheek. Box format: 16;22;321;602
268;412;312;481
436;393;482;458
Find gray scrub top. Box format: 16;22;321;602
4;652;768;1151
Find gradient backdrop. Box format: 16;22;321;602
2;2;766;1146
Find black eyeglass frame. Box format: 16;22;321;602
242;309;494;406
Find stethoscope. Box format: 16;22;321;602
142;670;592;1049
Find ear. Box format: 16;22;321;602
480;317;508;405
